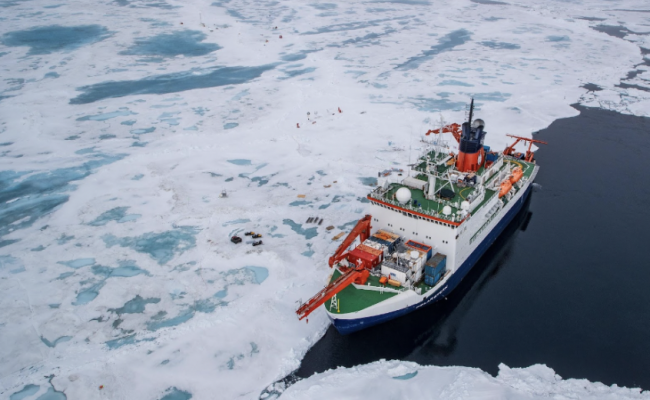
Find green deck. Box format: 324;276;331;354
325;270;400;314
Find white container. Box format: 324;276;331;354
381;265;407;284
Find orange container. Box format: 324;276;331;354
375;229;400;242
347;248;381;269
357;244;383;258
379;276;388;284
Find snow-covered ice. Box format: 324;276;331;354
1;0;649;398
280;360;650;400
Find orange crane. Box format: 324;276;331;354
296;215;373;321
503;134;548;163
425;123;461;143
296;267;369;320
328;214;372;268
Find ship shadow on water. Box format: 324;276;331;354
294;194;535;378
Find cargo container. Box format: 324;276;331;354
368;235;397;253
424;273;441;287
424;253;447;277
362;239;388;257
347;247;381;269
381;264;407;284
404;239;433;260
357;244;384;263
375;229;401;243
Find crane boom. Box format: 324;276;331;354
328;215;372;268
296;268;370;320
426;123;461;143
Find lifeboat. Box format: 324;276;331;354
510;167;523;184
499;180;512;198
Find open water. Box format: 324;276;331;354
297;106;650;390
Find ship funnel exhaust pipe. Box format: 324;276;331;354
456;98;485;173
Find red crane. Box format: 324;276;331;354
296;215;373;321
328;214;372;268
296;267;369;320
425;123;461;143
503;134;548;163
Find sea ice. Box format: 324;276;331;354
1;0;649;398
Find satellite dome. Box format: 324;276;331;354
411;251;419;260
461;201;470;210
442;205;452;215
396;187;411;204
472;119;485;129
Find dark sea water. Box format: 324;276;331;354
296;106;650;390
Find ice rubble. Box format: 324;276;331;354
1;0;649;399
280;360;649;400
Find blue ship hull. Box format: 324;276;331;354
330;185;533;335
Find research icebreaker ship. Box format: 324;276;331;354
297;100;546;334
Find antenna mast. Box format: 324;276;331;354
468;98;474;125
